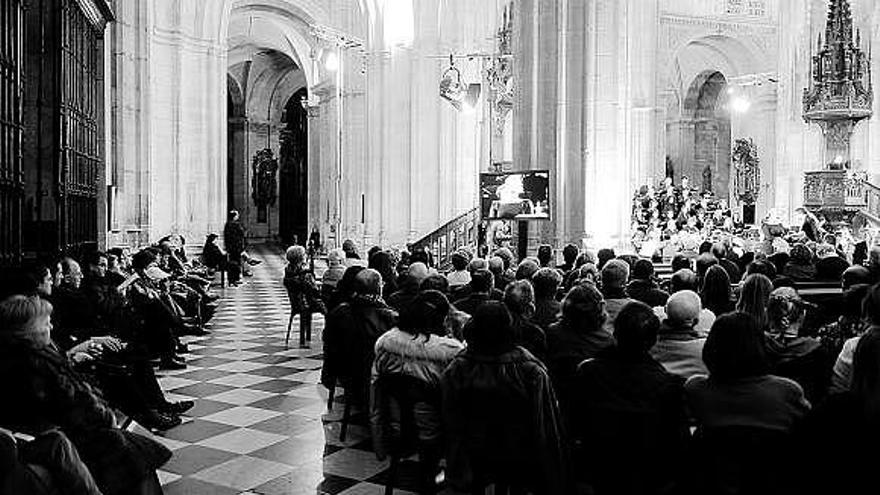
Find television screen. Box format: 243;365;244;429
480;170;550;220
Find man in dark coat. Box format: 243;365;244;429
625;259;669;309
453;270;500;316
504;280;547;361
442;302;568;494
223;210;246;286
572;301;689;495
322;269;398;403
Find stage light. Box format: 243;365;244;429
462;83;481;112
439;60;465;110
731;96;751;113
324;50;339;72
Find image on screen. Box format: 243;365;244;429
480;170;550;221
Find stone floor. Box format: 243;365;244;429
142;247;420;495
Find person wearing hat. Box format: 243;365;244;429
765;286;833;403
649;290;709;379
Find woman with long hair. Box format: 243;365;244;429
701;265;734;316
736;273;774;330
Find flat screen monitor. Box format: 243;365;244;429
480;170;550;221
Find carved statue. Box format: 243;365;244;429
252;148;278;210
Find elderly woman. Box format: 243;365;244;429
0;295;170;495
284;245;324;348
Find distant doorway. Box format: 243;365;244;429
682;71;731;197
278;88;308;246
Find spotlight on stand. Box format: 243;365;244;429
439;55;465;110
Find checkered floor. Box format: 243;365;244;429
140;247;420;495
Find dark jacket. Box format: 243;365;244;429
511;315;547;362
764;334;832;404
545;320;615;409
453;292;493;317
50;286;102;350
0;341;170;495
532;298;561;331
283;265;324;315
201;240;227;270
782;262;817;282
626;279;669;308
815;256;849;282
719;259;743;284
572;348;689;495
321;296;398;399
441;347;568;494
223;220;246;255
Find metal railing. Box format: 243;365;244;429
410;207;479;270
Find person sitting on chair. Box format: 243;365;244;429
283;245;324;349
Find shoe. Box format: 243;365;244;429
159;357;187;370
176;343;190;354
247;259;262;266
138;409;182;431
160;400;195;415
204;293;220;302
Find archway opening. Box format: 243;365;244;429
279;88;309;246
678;70;731;198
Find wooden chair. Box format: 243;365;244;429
372;374;442;495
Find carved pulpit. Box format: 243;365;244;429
803;0;873;224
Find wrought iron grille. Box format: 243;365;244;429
0;0;23;266
58;0;101;254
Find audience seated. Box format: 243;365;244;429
442;302;568;494
654;268;716;335
737;273;774;331
387;262;430;312
371;290;463;490
700;264;734;316
571;301;689;495
452;269;501;316
711;242;742;283
322;269;398;404
321;249;346;302
531;268;562;331
799;326;880;495
446;252;471;292
503;280;547;361
826;283;876;394
559;243;579;275
284;245;325;348
650;290;709;379
599;260;634;334
783;244;817;281
685;312;810;495
514;258;539;281
765;286;833;403
537;244;554;268
0;428;102;495
368;250;399;300
0;296;171;495
546;285;614;412
419;275;471;341
625;259;669;308
814;244;849;282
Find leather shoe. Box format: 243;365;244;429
159;357;186;370
161;400;195;415
138;409;182;431
176;343;190;354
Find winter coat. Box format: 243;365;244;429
321;296;398;400
283;265;324;315
441;347;568;494
370;329;463;459
0;340;170;495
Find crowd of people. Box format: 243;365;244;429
302;234;880;495
0;234;229;494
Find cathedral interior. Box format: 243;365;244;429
2;1;880;494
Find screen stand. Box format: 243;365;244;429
517;221;529;261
